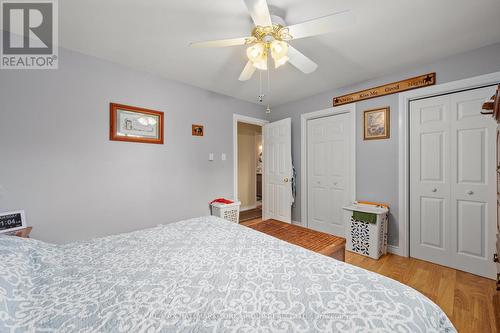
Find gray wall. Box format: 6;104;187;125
0;48;263;243
270;42;500;247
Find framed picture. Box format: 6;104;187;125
364;107;390;140
192;124;204;136
110;103;164;144
0;210;27;234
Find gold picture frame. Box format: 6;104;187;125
364;107;390;140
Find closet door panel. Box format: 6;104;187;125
307;112;351;237
410;95;451;266
450;87;497;279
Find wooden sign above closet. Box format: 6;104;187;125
481;84;500;122
333;73;436;106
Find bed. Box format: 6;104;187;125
0;216;455;332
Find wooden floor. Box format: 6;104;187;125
239;206;262;222
242;218;500;333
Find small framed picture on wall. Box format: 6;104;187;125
110;103;164;144
192;124;204;136
364;107;390;140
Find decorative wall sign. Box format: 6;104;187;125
110;103;164;144
333;73;436;106
481;84;500;122
192;124;204;136
0;210;27;234
364;107;390;140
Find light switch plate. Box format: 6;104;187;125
221;153;226;161
209;153;214;161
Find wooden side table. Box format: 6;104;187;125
14;227;32;238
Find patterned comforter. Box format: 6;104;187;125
0;216;455;332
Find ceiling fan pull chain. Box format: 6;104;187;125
258;70;264;103
267;66;270;100
259;71;264;96
266;66;272;114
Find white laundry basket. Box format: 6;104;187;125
210;201;241;224
343;202;389;259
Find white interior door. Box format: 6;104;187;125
410;95;452;265
263;118;292;223
410;86;497;279
307;112;352;237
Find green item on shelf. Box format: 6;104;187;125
352;211;377;224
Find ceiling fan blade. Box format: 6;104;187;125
242;0;272;27
190;37;252;48
239;61;257;81
287;10;355;40
288;46;318;74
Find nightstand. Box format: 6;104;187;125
14;227;32;238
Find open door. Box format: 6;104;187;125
263;118;292;223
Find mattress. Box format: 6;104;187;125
0;216;455;332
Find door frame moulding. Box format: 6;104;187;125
398;71;500;258
233;114;269;201
300;104;357;229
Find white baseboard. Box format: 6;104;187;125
292;220;304;227
240;204;258;211
387;245;405;256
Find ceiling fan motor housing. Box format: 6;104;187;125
263;35;274;43
251;26;292;47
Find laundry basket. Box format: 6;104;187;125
210;201;241;224
343;202;389;259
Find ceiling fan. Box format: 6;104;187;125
189;0;355;81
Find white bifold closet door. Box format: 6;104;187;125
410;86;497;279
307;112;352;237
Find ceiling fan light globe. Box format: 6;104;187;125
274;55;289;68
270;40;288;59
246;43;266;63
252;59;268;71
249;47;260;59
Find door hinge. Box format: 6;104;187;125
494;253;499;263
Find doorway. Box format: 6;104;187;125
233;114;293;224
237;122;263;222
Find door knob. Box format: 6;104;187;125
284;178;289;183
432;188;437;192
467;190;474;195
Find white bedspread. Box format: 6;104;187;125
0;216;455;332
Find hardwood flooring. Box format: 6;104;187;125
242;218;499;333
239;206;262;222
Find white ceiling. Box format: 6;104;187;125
60;0;500;106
